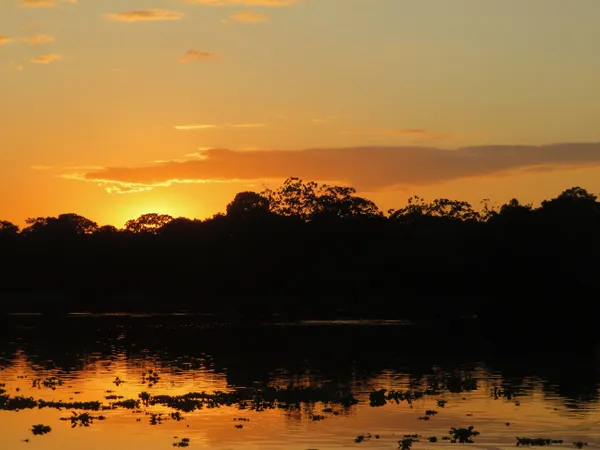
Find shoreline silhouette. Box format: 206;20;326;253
1;178;598;342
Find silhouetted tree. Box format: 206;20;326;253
493;198;533;222
158;217;203;237
389;196;478;224
540;187;599;219
22;213;98;237
95;225;119;235
0;220;19;237
0;179;599;343
262;177;381;221
226;191;271;219
125;213;174;234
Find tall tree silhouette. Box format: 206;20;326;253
125;213;174;234
262;177;381;221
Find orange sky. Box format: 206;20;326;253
1;0;600;227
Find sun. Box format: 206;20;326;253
106;195;199;228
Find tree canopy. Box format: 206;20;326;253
1;179;599;330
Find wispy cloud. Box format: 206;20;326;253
0;35;13;45
179;49;217;63
174;124;218;130
186;0;297;6
62;143;600;194
20;0;54;7
106;10;184;22
231;123;269;128
30;54;62;64
174;123;269;130
223;11;269;23
62;172;231;194
19;0;77;7
343;129;458;143
22;34;54;46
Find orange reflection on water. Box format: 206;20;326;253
2;353;600;450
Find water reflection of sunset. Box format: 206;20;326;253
2;349;600;450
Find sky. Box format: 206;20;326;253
1;0;600;227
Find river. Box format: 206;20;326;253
0;314;598;450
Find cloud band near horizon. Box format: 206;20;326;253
65;143;600;194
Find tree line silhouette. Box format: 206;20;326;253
1;177;598;337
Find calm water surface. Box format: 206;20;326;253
1;314;600;450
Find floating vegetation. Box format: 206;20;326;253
386;389;426;404
113;377;125;386
516;438;564;446
354;433;380;443
369;389;387;406
0;396;102;412
2;386;359;415
398;436;419;450
149;413;165;425
370;376;476;408
170;412;185;421
39;399;102;411
449;426;480;443
112;399;140;409
173;437;190;448
132;387;358;413
354;433;371;444
31;424;51;435
142;369;161;387
60;412;106;428
1;375;586;450
32;377;63;390
139;392;152;406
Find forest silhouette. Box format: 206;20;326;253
1;178;598;340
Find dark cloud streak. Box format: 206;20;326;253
80;143;600;192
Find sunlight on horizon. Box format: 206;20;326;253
1;0;600;226
110;199;202;228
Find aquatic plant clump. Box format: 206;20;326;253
354;432;379;443
60;412;106;428
31;424;51;435
32;377;63;390
142;369;161;387
398;435;419;450
369;376;477;408
516;438;564;446
449;426;480;443
173;437;190;447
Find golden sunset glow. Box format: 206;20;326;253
2;0;600;226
